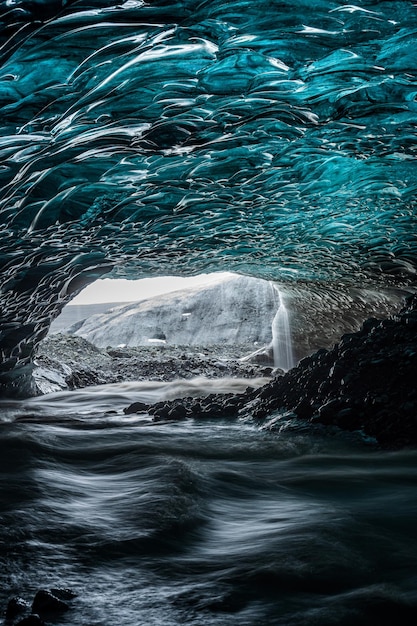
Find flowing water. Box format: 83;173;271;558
270;286;296;372
1;378;417;626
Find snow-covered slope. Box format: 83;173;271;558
70;275;279;348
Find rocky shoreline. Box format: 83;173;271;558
125;295;417;449
34;337;273;394
33;294;417;449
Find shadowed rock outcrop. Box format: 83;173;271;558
247;294;417;447
130;295;417;448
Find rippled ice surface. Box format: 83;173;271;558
1;379;417;625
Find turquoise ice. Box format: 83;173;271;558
0;0;416;384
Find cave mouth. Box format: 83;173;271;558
36;271;410;397
48;272;285;358
48;274;409;359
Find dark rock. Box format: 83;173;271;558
65;368;104;389
402;293;417;313
334;407;358;430
318;399;344;422
150;401;174;421
401;312;417;329
15;615;45;626
328;362;345;381
123;401;150;415
207;402;222;415
118;294;417;448
5;597;30;621
49;588;77;601
234;296;417;448
294;398;314;420
259;385;275;400
32;590;69;617
107;349;132;358
189;401;202;415
222;401;240;416
167;405;187;420
144;387;257;422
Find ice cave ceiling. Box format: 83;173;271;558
0;0;417;378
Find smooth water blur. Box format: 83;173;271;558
270;285;295;371
1;379;417;625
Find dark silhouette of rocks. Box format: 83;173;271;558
5;588;76;626
5;597;30;622
126;295;417;448
15;616;45;626
31;590;69;618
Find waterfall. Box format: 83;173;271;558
270;284;295;371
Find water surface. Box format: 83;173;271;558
1;379;416;625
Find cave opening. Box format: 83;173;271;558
36;269;410;398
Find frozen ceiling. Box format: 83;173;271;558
0;0;416;380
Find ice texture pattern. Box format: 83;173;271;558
0;0;416;380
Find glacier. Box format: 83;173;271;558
68;274;279;348
67;273;404;364
0;0;416;393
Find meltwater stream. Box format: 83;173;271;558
270;285;296;372
1;378;417;626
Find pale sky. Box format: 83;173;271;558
71;273;235;305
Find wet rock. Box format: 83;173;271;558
243;296;417;447
145;388;257;422
293;398;314;420
123;401;150;415
255;385;270;401
318;399;344;422
167;405;188;420
15;616;45;626
31;589;69;618
149;401;171;421
5;597;30;621
6;588;76;625
49;588;77;601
